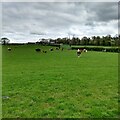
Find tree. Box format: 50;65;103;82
0;37;10;45
91;36;96;45
96;36;101;46
104;35;112;46
81;36;89;45
113;35;119;46
100;36;104;46
71;36;77;45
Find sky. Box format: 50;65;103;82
1;1;118;43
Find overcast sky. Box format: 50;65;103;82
2;2;118;43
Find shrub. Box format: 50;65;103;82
71;46;120;53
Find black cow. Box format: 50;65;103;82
43;50;47;53
44;51;47;53
56;47;59;50
35;48;41;52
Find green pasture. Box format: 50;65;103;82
2;45;118;118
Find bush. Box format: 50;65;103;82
71;46;120;53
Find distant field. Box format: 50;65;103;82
2;45;118;118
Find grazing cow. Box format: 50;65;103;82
44;51;47;53
43;50;47;53
83;49;87;52
35;48;41;52
103;49;106;52
56;47;59;50
77;49;82;57
50;48;53;51
8;48;11;51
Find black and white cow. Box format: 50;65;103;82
7;48;11;51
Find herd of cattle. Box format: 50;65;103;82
7;47;63;52
35;47;63;53
7;47;87;56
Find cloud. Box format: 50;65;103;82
2;2;118;42
30;29;47;35
2;0;119;2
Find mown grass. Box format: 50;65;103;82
2;45;118;118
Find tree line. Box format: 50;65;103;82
55;35;119;46
0;34;119;46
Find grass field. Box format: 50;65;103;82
2;45;118;118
